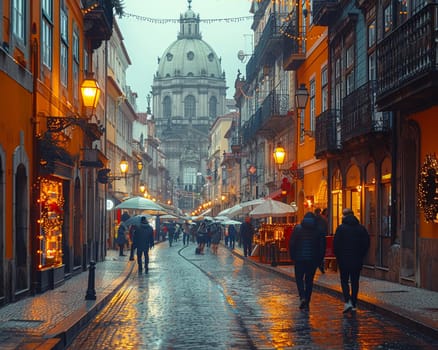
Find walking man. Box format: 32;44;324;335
134;216;155;274
289;212;325;310
314;208;329;273
240;216;255;257
333;208;370;313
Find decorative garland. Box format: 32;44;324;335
417;153;438;223
123;12;252;24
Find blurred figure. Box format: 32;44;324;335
289;212;325;310
240;216;255;257
182;221;191;246
134;216;155;274
210;223;221;254
228;224;237;249
334;208;370;313
196;221;208;254
116;222;129;256
314;208;329;273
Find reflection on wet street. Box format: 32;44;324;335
68;243;438;349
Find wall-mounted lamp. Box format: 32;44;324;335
295;83;314;137
81;75;101;113
273;143;286;167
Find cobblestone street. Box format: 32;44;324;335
67;242;438;349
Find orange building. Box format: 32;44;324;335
0;0;118;303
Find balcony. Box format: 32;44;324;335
246;13;287;81
242;91;289;143
282;8;306;71
312;0;340;26
83;0;114;50
314;109;341;158
342;81;392;144
376;3;438;112
230;136;242;154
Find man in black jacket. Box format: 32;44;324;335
289;212;326;310
240;216;255;257
133;216;155;274
334;208;370;313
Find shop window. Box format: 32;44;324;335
37;178;64;269
331;169;343;233
346;165;361;220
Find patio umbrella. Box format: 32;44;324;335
249;198;297;218
115;196;168;215
226;198;266;218
217;207;233;217
221;219;242;225
160;214;179;221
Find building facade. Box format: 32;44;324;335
151;3;228;213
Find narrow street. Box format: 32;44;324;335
68;242;438;349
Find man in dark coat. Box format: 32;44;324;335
239;216;255;257
289;212;326;310
333;208;370;313
314;208;329;273
133;216;155;274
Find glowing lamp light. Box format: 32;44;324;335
273;143;286;166
81;77;101;109
120;157;129;174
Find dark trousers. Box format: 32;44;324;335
294;261;318;303
137;249;149;271
339;268;361;306
229;236;235;249
242;240;252;257
183;233;190;245
129;244;136;260
118;244;125;256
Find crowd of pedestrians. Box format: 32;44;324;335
117;205;370;316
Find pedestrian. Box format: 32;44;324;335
314;207;329;273
129;224;137;261
333;208;370;313
133;216;155;274
116;221;129;256
182;221;191;246
240;216;255;257
196;221;208;254
210;223;221;255
289;212;325;310
228;224;236;249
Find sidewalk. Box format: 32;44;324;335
1;246;437;350
0;249;135;350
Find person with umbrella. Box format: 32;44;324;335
133;216;155;274
116;212;130;256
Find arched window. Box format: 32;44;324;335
209;96;217;118
184;95;196;119
163;96;171;118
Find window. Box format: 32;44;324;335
163;96;171;118
184;95;196;119
41;0;53;69
321;66;328;112
368;20;376;48
60;6;68;87
309;78;315;132
209;96;217;118
12;0;25;42
345;45;355;95
384;4;393;34
72;28;79;101
183;167;197;186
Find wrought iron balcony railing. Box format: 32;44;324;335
314;109;341;158
242;90;289;143
376;3;438;111
312;0;340;26
342;81;392;144
83;0;114;50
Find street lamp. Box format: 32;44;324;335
295;83;309;110
273;143;286;167
81;75;101;114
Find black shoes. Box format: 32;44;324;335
299;299;309;310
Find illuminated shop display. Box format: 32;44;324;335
37;178;64;269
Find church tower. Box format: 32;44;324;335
151;0;227;212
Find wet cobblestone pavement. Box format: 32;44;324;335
67;243;438;349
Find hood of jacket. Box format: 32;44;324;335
342;214;360;226
301;212;317;230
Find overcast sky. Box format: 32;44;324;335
117;0;254;112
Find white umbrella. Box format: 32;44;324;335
217;207;233;217
226;198;266;218
249;198;297;218
114;196;168;215
221;219;241;225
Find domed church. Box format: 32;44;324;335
151;0;227;211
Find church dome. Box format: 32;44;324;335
156;3;223;79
